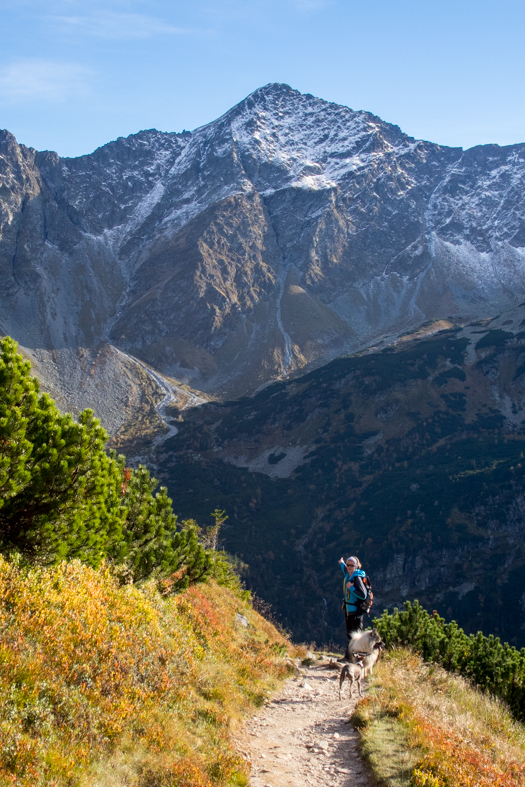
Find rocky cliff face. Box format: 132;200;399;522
1;84;525;429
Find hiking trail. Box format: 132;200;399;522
236;661;373;787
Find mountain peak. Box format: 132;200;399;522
1;83;525;437
230;82;343;120
248;82;301;100
252;81;296;94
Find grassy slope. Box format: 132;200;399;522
353;649;525;787
0;557;294;787
151;307;525;646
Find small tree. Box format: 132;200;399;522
112;464;210;586
0;338;121;563
204;508;228;551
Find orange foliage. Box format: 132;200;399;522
411;715;525;787
0;556;292;787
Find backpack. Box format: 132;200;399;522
356;574;374;614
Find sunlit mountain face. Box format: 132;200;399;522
1;83;525;432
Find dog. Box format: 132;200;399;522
338;659;364;699
352;641;385;677
345;628;383;661
345;629;385;677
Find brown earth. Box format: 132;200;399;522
236;662;373;787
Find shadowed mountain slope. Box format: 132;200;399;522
153;306;525;646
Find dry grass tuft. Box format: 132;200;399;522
0;556;295;786
360;715;418;787
353;648;525;787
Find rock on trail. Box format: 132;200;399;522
237;662;373;787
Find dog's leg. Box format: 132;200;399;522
339;666;347;701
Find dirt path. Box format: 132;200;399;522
236;662;374;787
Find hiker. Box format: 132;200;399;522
339;555;367;639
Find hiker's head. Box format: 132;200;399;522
346;556;361;570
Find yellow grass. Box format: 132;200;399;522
353;648;525;787
0;556;294;786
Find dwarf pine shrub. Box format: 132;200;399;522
0;336;211;587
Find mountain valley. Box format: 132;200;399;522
153;308;525;646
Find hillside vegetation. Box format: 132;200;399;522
3;332;525;786
376;601;525;721
0;335;300;786
354;649;525;787
0;556;293;787
354;602;525;784
153;306;525;646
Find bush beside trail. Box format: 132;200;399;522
0;556;294;787
376;600;525;721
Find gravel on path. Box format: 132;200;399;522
235;663;374;787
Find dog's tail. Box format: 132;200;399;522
338;665;349;700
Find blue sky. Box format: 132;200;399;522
1;0;524;157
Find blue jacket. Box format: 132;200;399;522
341;564;367;614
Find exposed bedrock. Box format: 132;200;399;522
1;84;525;428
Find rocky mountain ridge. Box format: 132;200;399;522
1;83;525;433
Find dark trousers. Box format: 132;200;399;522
345;612;363;640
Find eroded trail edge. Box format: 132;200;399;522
237;662;374;787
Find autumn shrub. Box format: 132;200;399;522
354;649;525;787
0;555;293;787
